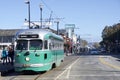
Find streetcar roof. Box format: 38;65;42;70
15;29;63;40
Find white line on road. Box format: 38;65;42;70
66;58;80;79
55;58;80;80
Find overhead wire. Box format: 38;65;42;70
41;0;52;12
40;0;67;27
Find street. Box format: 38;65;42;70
1;53;120;80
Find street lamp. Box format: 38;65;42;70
25;0;31;29
39;3;43;28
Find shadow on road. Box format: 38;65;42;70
0;62;14;76
110;53;120;62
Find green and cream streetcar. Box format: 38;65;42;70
14;29;64;72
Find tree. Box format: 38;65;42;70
101;23;120;53
93;42;100;49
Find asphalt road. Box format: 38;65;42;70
1;53;120;80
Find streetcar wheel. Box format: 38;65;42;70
52;63;56;69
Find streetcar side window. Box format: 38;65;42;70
49;43;53;50
49;43;51;50
44;40;48;49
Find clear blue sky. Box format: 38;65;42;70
0;0;120;42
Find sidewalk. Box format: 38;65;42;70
65;53;72;56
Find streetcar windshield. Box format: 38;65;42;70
16;40;28;50
29;40;43;50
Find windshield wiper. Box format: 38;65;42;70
34;47;37;52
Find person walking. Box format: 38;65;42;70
1;46;7;65
8;46;14;65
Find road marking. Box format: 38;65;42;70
66;58;80;79
99;56;120;70
55;58;80;80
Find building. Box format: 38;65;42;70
0;29;19;49
65;24;77;44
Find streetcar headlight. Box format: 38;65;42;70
25;57;30;61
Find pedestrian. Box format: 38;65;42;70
8;46;14;65
1;46;7;65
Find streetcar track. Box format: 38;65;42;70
1;56;79;80
9;76;19;80
1;70;42;80
2;72;21;80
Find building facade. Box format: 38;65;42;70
0;29;19;49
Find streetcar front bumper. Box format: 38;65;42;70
14;63;47;68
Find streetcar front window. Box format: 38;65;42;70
16;40;28;50
29;40;43;50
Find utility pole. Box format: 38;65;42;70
78;35;81;43
54;18;64;35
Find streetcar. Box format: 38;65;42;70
14;29;64;72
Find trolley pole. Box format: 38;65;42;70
57;21;59;34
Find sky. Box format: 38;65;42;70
0;0;120;42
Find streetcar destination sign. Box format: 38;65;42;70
19;34;39;38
